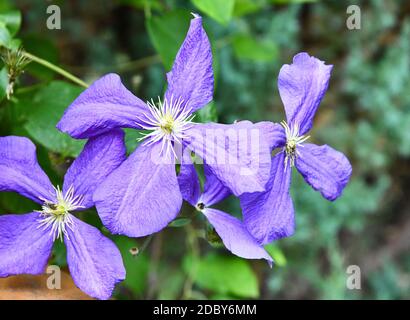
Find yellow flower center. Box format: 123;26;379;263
159;113;175;135
281;121;310;168
37;185;84;241
136;96;195;158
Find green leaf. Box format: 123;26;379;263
169;217;191;228
265;244;287;267
0;10;21;36
0;1;13;12
124;128;141;154
0;21;11;48
146;10;192;70
187;253;259;298
195;101;218;123
0;192;35;213
233;0;266;17
211;294;236;299
232;34;278;62
51;239;67;267
191;0;235;25
22;81;85;157
0;67;7;102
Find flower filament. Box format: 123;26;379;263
281;121;310;168
136;96;195;158
37;185;84;241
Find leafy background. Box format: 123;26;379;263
0;0;409;299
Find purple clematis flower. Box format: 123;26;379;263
0;132;126;300
240;52;353;245
177;154;272;265
56;14;273;238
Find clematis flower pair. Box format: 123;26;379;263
0;132;126;299
57;14;273;238
240;52;353;244
0;11;353;300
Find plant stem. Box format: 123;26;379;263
182;223;200;299
139;234;154;254
23;52;89;88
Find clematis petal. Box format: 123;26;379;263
203;208;272;264
184;121;272;196
93;142;183;237
239;152;295;245
200;164;231;206
65;215;125;300
57;74;148;139
255;121;286;151
295;143;352;201
0;136;55;204
63;129;126;209
278;52;333;135
164;14;213;114
0;212;54;277
177;153;201;207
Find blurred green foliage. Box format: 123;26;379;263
0;0;408;300
184;253;260;298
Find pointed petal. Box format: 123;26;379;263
0;212;54;277
93;142;183;237
239;152;295;245
164;15;213;114
65;215;125;300
57;74;148;139
278;52;333;135
63;130;126;209
200;164;231;206
0;136;55;204
295;143;352;201
184;121;272;196
203;208;272;263
177;153;201;207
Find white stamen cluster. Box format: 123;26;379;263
37;185;84;241
281;121;310;168
136;96;195;158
